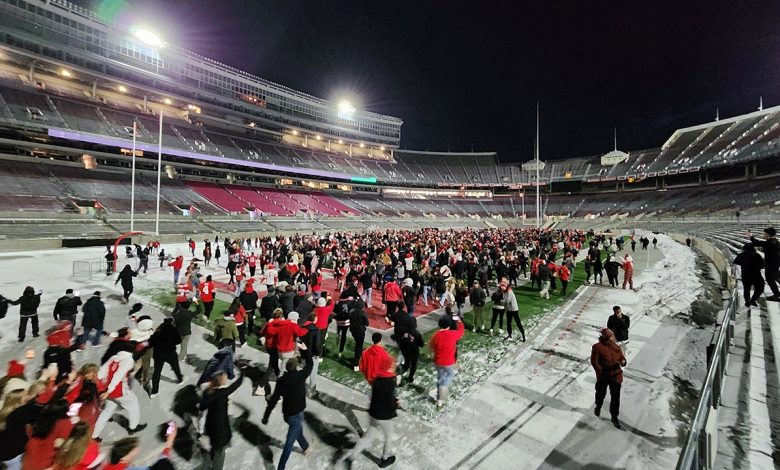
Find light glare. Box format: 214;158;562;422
133;29;164;48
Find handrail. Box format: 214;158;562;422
676;261;739;470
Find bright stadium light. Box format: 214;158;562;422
315;135;322;141
337;100;356;119
60;69;72;78
380;146;386;151
359;142;365;148
117;85;128;93
133;28;164;48
163;98;172;105
292;130;299;136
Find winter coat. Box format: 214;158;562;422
751;236;780;268
604;259;621;277
735;250;765;279
81;296;105;329
53;294;82;320
263;362;312;420
348;305;369;336
200;373;244;449
239;290;259;312
294;296;314;321
0;294;8;319
359;344;392;384
591;339;626;383
260;293;280;321
0;401;42;460
279;290;296;316
430;321;465;366
265;319;306;353
299;322;319;360
369;375;398;421
607;314;631;342
116;267;137;288
469;287;486;307
197;347;236;385
213;317;239;344
384;282;402;303
172;306;195;337
11;291;41;317
149;321;182;356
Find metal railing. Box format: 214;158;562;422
676;266;739;470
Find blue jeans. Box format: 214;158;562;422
406;303;415;318
80;326;103;346
422;286;431;304
436;364;457;387
278;412;309;470
173;270;180;285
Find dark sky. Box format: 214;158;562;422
83;0;780;162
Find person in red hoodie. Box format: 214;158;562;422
199;275;215;318
359;333;393;385
621;253;634;290
383;280;402;326
314;294;334;357
23;398;75;470
559;264;571;296
265;310;307;361
429;314;465;408
168;255;183;288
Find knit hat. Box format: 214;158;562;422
6;360;25;378
288;311;300;322
316;297;327;307
403;278;413;287
599;327;614;341
46;326;71;348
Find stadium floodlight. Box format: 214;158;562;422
338;139;344;145
133;28;164;48
315;135;322;141
380;146;386;151
359;142;365;148
337;100;356;119
117;85;128;93
292;130;299;136
163;98;172;105
60;69;72;78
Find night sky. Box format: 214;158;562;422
80;0;780;162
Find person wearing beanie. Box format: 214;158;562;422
213;309;240;351
429;311;465;408
314;294;334;358
341;354;398;468
10;286;42;342
80;291;105;347
42;322;79;383
402;278;418;318
126;303;143;328
239;279;259;336
53;288;82;332
100;328;131;365
591;327;627;429
359;333;393;385
148;318;183;398
266;311;307;361
130;315;155;391
749;227;780;301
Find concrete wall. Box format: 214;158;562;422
668;232;734;289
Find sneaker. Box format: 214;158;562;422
303;445;313;456
317;357;324;363
379;456;396;468
149;393;159;399
353;366;360;372
611;417;622;429
436;400;444;408
489;328;494;336
498;329;503;335
129;423;148;434
481;323;486;331
253;388;266;396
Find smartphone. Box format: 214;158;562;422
165;421;176;436
67;402;82;417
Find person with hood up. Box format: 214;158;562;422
261;357;312;470
299;313;320;395
115;265;139;303
239;279;259;336
168;255;184;287
402;278;418;318
620;253;634;290
200;367;244;470
80;291;105;347
397;315;424;384
149;318;183;398
53;289;82;331
11;286;42;342
359;333;393;385
590;327;627;429
93;340;147;439
429;314;465;408
604;255;621;288
43;322;80;382
266;311;307;361
340;354;398;468
213;309;240;351
734;243;765;307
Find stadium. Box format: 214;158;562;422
0;1;777;469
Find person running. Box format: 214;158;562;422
262;357;313;470
148;318;183;398
93;341;147;439
115;265;138;303
429;314;465;408
591;327;627;429
80;291;105;347
200;368;244;470
340;355;398;468
168;255;184;287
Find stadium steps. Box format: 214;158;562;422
0;90;15;121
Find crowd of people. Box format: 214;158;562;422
0;226;654;469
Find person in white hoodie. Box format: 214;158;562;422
92;341;147;439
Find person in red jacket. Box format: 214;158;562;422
429;314;465;408
265;311;307;361
559;264;571;296
359;333;393;385
314;294;334;357
383;281;402;326
199;275;215;318
591;327;627;429
621;253;634;290
175;280;194;310
248;252;257;277
168;255;183;287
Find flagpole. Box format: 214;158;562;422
536;101;540;228
155;110;163;236
130;120;137;232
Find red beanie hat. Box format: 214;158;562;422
7;360;25;377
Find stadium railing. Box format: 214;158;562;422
676;239;738;470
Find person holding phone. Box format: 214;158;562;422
200;369;244;470
10;286;42;342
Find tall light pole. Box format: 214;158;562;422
130;120;137;231
155;110;163;236
536;102;540;228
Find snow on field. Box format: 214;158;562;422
0;233;708;469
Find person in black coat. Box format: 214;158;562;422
734;243;765;307
172;304;197;361
750;227;780;301
11;286;41;342
259;287;280;323
279;286;296;317
239;283;259;335
604;256;621;288
262;357;312;470
53;289;82;331
293;294;314;326
340;355;398;468
115;265;139;303
398;319;424;384
348;299;370;371
607;305;631;354
200;369;244;470
299;313;320;394
80;291;106;346
149;318;183;397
